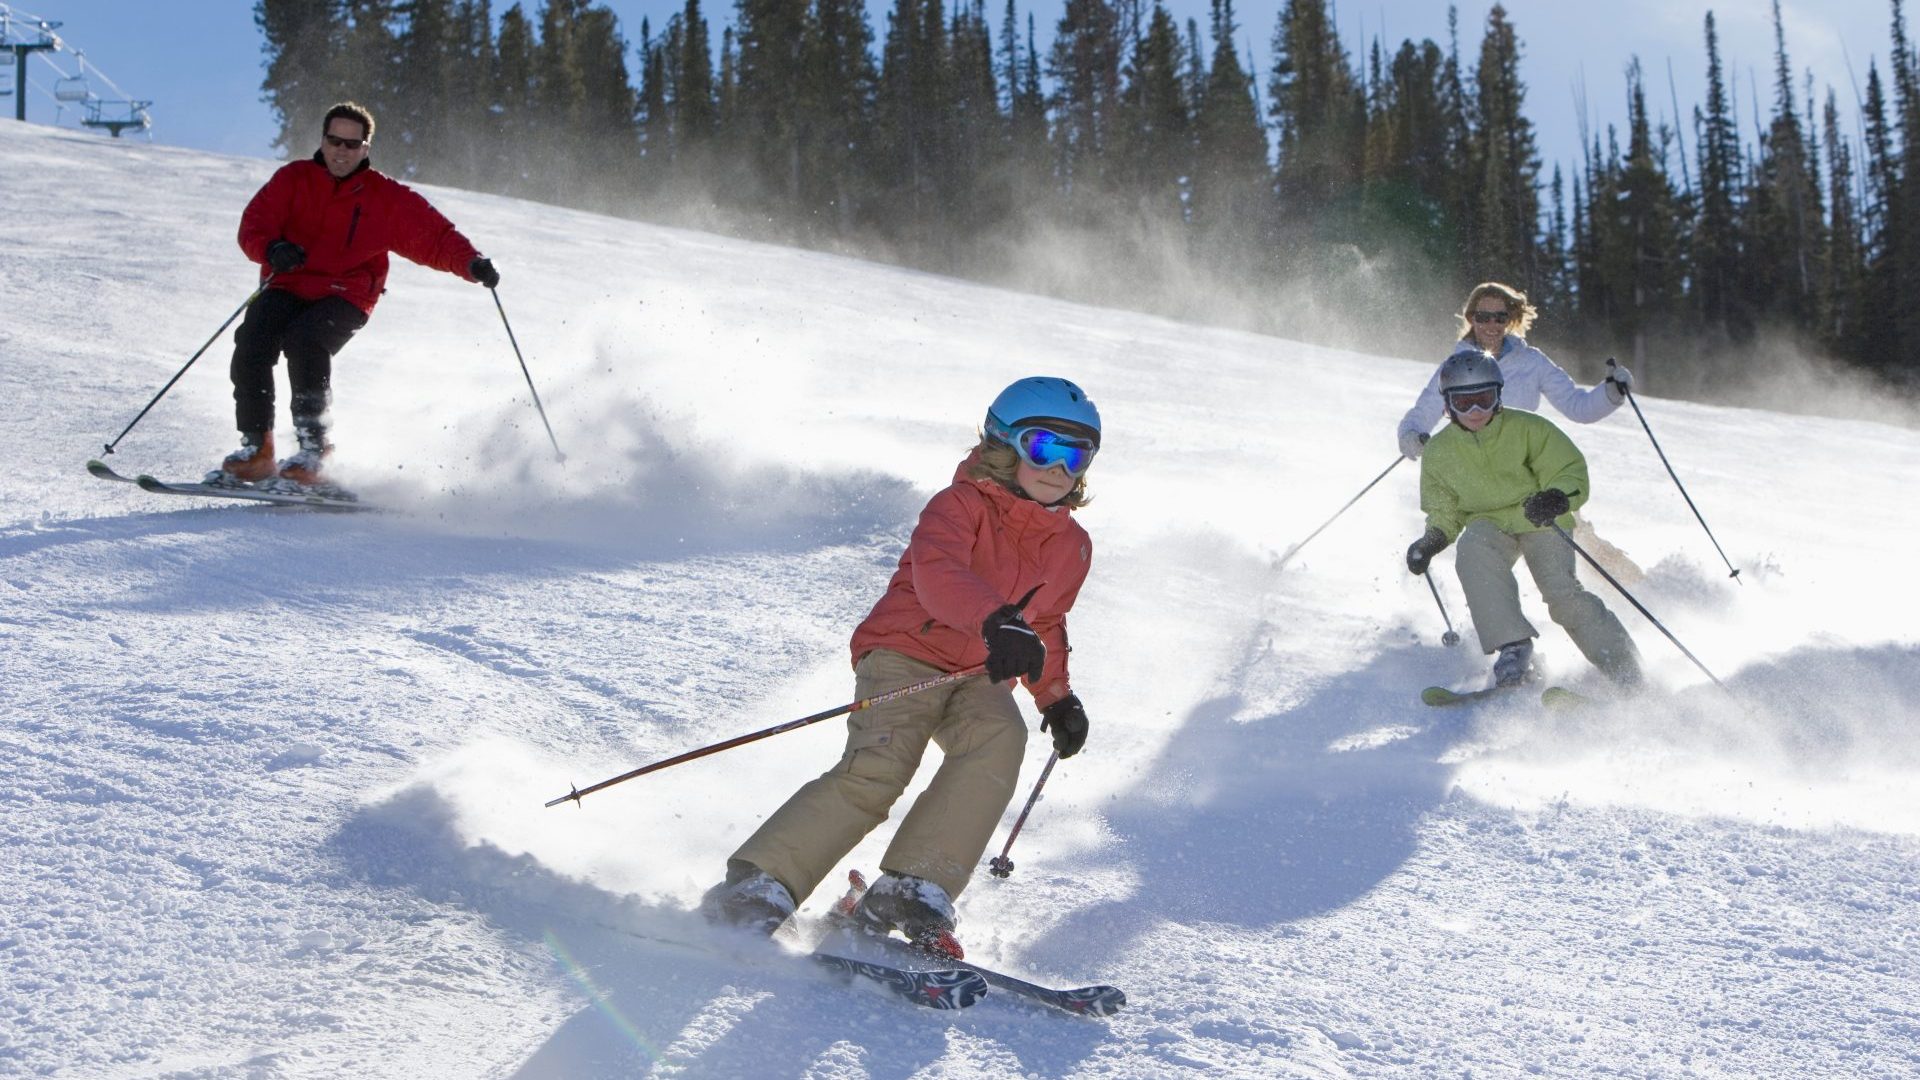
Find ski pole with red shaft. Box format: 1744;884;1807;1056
545;663;987;807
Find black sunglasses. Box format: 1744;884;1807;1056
1471;310;1510;324
324;134;366;150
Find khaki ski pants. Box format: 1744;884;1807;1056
1454;518;1641;676
731;649;1027;907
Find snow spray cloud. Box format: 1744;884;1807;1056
1451;643;1920;835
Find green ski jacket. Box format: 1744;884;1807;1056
1420;408;1589;541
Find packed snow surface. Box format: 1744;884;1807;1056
2;121;1917;1078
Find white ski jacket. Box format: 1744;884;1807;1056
1397;335;1622;453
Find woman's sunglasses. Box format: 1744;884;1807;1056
1470;309;1510;324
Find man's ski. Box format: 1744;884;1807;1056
821;921;1125;1017
808;951;988;1010
88;459;371;511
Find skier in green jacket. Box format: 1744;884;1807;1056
1404;350;1643;690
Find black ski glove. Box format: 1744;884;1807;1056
1523;488;1571;527
1406;526;1449;576
266;240;306;273
1040;694;1089;759
469;256;500;288
982;604;1046;685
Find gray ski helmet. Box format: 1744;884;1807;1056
1438;349;1504;417
984;377;1102;448
1438;349;1504;393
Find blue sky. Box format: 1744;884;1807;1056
2;1;1898;180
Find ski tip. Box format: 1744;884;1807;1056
1420;686;1459;706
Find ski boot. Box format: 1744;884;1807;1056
208;431;275;485
849;870;964;960
1491;639;1535;688
698;860;796;936
274;423;334;489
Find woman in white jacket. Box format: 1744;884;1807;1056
1397;282;1632;458
1398;282;1646;585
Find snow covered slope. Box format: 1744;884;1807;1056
2;119;1917;1078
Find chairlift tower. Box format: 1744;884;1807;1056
0;9;60;122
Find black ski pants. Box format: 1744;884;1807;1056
229;289;368;436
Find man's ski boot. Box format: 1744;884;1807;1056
1492;639;1535;688
698;860;796;936
847;870;964;960
274;423;334;488
208;431;275;485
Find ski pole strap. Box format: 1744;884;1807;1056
545;662;988;807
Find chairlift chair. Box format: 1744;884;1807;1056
82;98;150;137
53;73;89;101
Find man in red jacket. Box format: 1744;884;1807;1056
215;101;498;487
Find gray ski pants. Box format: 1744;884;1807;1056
731;649;1027;908
1454;517;1641;678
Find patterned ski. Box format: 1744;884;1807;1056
808;950;988;1010
827;924;1126;1017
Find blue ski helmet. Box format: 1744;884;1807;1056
984;377;1102;449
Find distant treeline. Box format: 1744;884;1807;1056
255;0;1920;399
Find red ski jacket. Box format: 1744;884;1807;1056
850;454;1092;709
236;154;481;314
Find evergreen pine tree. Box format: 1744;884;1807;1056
492;3;537;193
1819;89;1864;354
799;0;879;231
392;0;458;180
1189;0;1270;250
1693;11;1743;335
256;0;346;157
734;0;811;207
1047;0;1123;210
1594;59;1683;374
1267;0;1362;228
1465;3;1541;289
1745;0;1825;325
1115;3;1190;221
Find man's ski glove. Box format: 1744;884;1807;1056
265;240;306;273
1040;694;1089;759
469;257;500;288
1605;363;1634;403
982;604;1046;684
1406;526;1449;576
1398;429;1430;460
1523;489;1572;528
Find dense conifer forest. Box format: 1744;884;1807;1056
254;0;1920;403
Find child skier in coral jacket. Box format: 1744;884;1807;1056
701;377;1102;954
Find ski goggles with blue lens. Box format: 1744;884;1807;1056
988;421;1099;476
1014;425;1098;475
